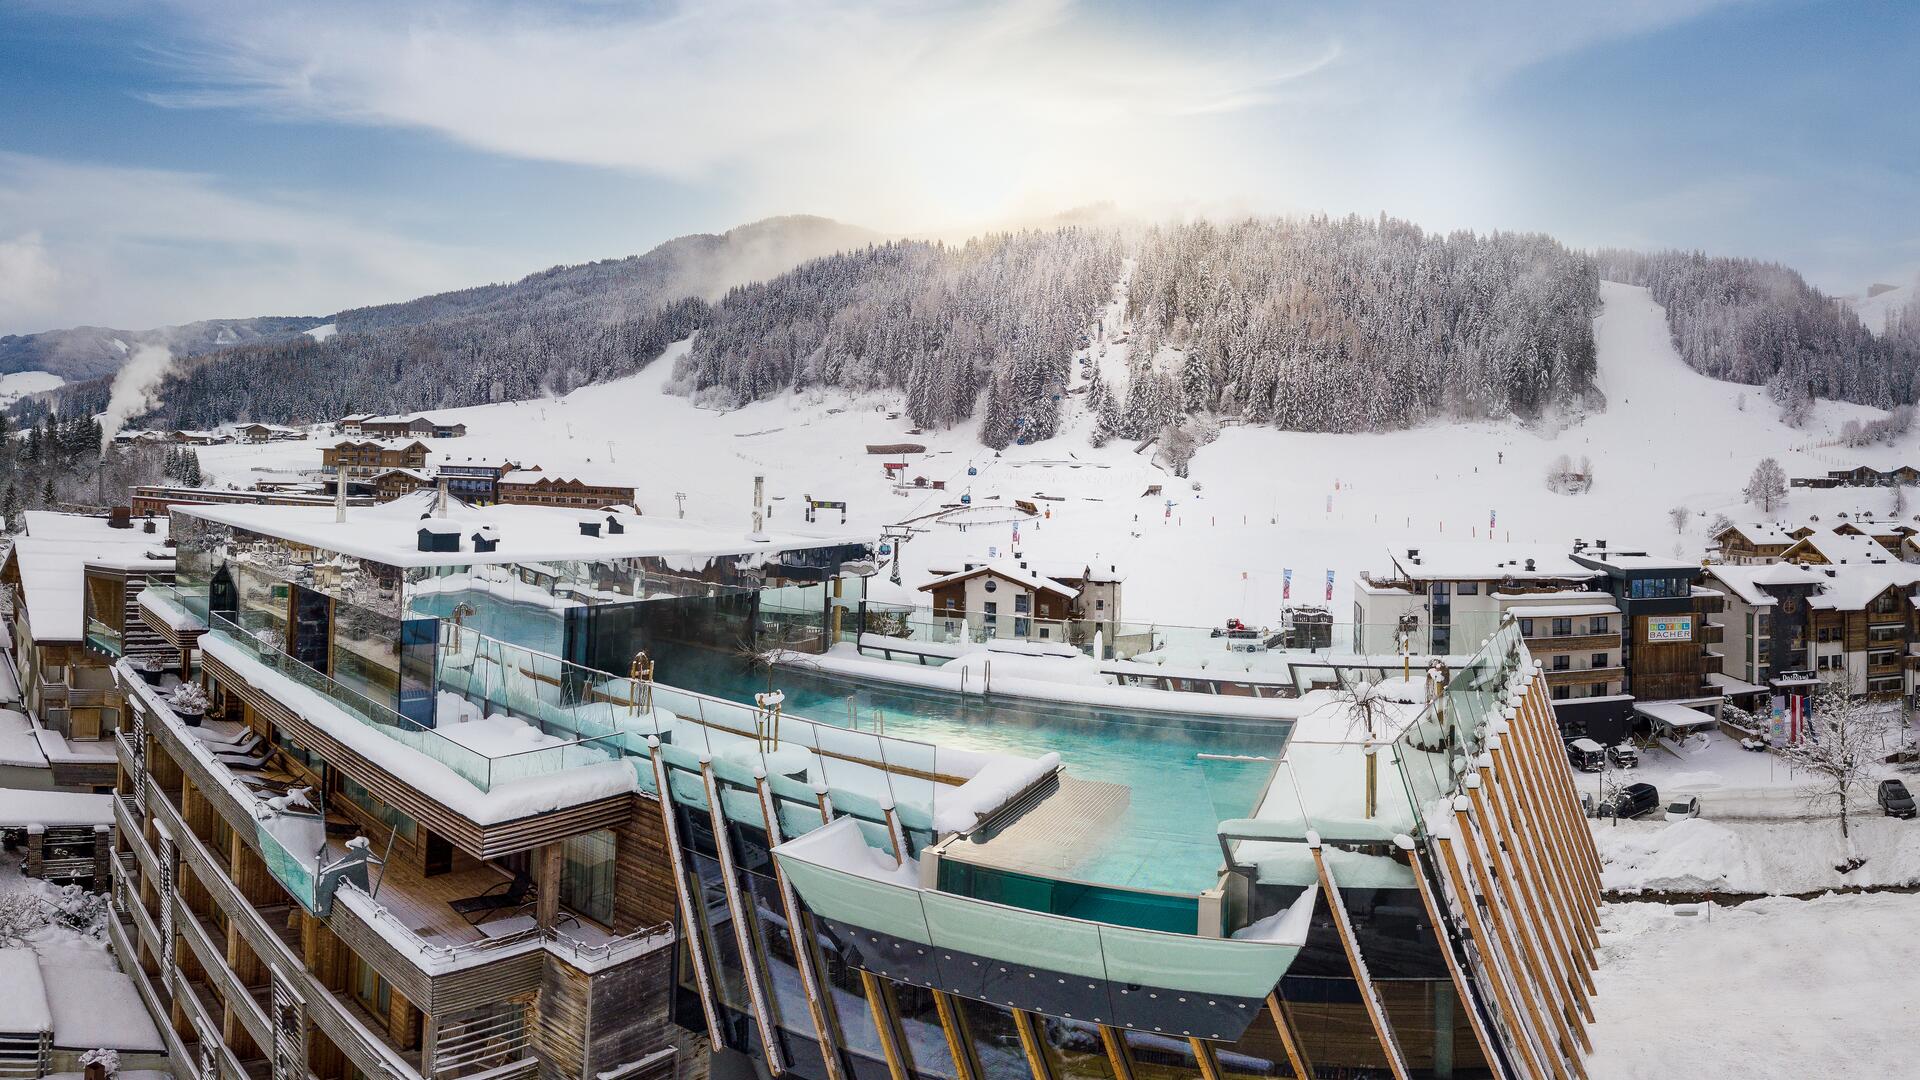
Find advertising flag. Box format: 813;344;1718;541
1283;569;1292;600
1325;569;1335;602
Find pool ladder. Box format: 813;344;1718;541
844;696;886;735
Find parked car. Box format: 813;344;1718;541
1664;795;1701;822
1879;779;1917;819
1608;743;1639;769
1601;782;1660;820
1566;738;1606;772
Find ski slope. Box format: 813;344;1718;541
196;283;1916;626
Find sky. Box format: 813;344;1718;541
1;0;1916;336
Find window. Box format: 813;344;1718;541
561;829;616;925
1457;582;1479;595
1552;685;1571;700
1591;653;1609;669
1095;598;1105;611
1519;619;1535;637
1589;616;1610;634
1014;617;1032;637
1552;618;1573;637
1014;594;1030;614
337;775;417;843
1552;655;1570;671
351;956;392;1019
983;578;998;593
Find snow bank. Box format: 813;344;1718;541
42;963;164;1051
1595;816;1920;894
0;949;51;1032
776;815;919;885
932;751;1060;834
1230;882;1318;945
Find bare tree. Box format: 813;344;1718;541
1668;505;1690;534
1744;457;1788;513
1776;681;1896;868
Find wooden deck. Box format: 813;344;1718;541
325;838;518;948
940;773;1132;882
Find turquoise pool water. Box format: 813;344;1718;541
411;590;568;656
408;590;1288;894
659;645;1287;895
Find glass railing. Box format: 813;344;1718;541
138;583;210;628
858;606;1505;663
1393;619;1528;834
202;610;624;792
85;616;124;657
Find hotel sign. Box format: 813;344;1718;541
1647;615;1694;643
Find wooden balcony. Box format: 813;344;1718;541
1522;632;1619;653
1542;666;1626;685
148;778;429;1080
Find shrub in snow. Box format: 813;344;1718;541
79;1048;119;1077
169;682;210;714
47;883;107;939
0;893;43;947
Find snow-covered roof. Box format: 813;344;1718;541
1784;529;1894;566
174;492;869;569
498;469;633;489
0;950;51;1032
1388;541;1593;581
918;560;1079;598
1635;701;1720;729
1576;549;1701;572
930;559;1124;584
1714;522;1797;546
1704;562;1828;606
7;512;173;641
329;438;431;452
1805;563;1920;610
1707;672;1770;696
0;787;111;827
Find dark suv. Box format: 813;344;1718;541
1879;779;1916;819
1601;782;1660;820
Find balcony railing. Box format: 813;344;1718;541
86;616;125;657
203;610;625;793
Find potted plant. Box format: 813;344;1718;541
169;682;209;726
133;654;169;685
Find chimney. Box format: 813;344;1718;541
335;464;348;523
108;506;131;530
436;476;449;518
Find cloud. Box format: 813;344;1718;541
0;233;60;327
0;152;513;334
135;0;1739;232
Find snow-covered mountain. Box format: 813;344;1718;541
1847;280;1915;336
0;316;329;383
190;282;1908;626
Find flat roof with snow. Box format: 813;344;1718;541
176;493;870;569
5;512;173;641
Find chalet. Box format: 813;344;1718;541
496;469;636;510
0;511;173;788
437;455;519;503
234;422;305;443
1830;518;1916;555
1795;464;1920;488
1710;522;1797;564
319;438;431;478
1779;528;1895;566
357;414;468;439
369;467;434;502
918;559;1079;643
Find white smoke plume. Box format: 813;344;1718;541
99;342;175;449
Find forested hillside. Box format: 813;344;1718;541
41;211;1920;447
59;216;872;427
673;216;1602;445
669;230;1125;446
1597;249;1920;420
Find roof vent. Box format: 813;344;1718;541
579;520;602;537
605;514;625;535
472;532;499;553
1525;558;1536;572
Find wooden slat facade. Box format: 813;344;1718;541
200;649;634;859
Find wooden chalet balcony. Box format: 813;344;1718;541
1700;622;1726;645
147;777;430;1080
1522;631;1619;653
1542;665;1626;685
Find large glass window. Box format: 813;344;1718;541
336;775;417;843
560;829;616;925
